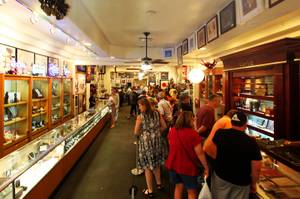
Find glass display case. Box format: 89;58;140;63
31;78;49;135
51;79;62;125
2;76;30;148
0;104;110;198
63;78;72;118
232;75;275;140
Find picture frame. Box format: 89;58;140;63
17;49;34;75
0;44;16;73
182;39;188;55
220;1;236;34
160;80;169;90
177;45;183;66
236;0;264;24
269;0;284;8
48;57;59;77
188;33;196;53
197;26;206;49
162;48;174;58
160;72;169;81
206;15;219;43
34;54;47;76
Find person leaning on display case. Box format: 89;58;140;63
211;111;262;199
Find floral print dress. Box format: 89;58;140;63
137;111;165;170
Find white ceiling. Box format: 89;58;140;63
79;0;232;47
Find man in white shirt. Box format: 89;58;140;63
157;91;173;126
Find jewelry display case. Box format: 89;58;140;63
31;77;50;136
50;78;62;126
0;75;30;154
0;103;110;199
62;78;72;119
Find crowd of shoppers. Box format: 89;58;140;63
110;83;262;199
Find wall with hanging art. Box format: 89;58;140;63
177;45;183;66
188;33;196;53
16;49;34;75
236;0;265;24
162;48;174;59
220;1;236;34
160;72;169;81
206;15;219;43
182;39;188;55
197;26;206;49
0;44;16;74
34;54;48;76
48;57;60;77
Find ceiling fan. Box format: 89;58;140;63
125;32;169;66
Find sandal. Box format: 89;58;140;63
157;184;164;191
142;188;154;198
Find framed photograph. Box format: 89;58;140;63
162;48;174;58
76;65;86;73
177;45;183;66
220;1;236;34
160;72;169;81
62;60;71;77
206;15;219;43
86;65;92;83
269;0;284;8
237;0;264;24
148;72;156;84
48;57;59;77
34;54;47;76
0;44;16;73
160;80;169;90
197;26;206;49
188;33;196;53
17;49;34;75
182;39;188;55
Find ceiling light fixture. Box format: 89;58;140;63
83;42;92;46
200;47;206;51
49;24;56;35
188;68;205;84
141;62;152;71
0;0;7;6
110;56;115;59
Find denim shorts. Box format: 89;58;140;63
169;170;198;189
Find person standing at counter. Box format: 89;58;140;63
211;111;262;199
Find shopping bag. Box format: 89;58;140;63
198;179;212;199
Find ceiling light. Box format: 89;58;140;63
200;47;206;51
138;72;144;80
49;25;56;35
83;42;91;46
30;12;39;24
188;68;205;84
110;56;115;59
141;63;152;71
0;0;7;6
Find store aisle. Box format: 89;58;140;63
51;105;174;199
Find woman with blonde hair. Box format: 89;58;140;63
166;111;209;199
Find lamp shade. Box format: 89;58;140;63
188;68;205;83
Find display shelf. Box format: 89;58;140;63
52;96;60;99
31;126;47;135
237;107;274;120
3;135;27;148
32;112;47;118
247;125;274;137
32;98;47;102
237;94;274;101
4;117;27;126
4;101;27;108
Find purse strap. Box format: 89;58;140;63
175;128;200;167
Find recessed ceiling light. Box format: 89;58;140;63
83;42;91;46
200;47;206;51
110;56;115;59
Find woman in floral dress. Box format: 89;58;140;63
134;98;167;197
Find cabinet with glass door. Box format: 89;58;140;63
31;77;50;136
50;78;62;126
0;75;30;154
63;78;72;119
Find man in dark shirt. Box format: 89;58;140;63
211;111;262;199
196;94;220;138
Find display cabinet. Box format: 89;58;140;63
221;38;300;140
62;78;72;119
0;75;30;155
50;78;62;126
31;77;50;137
0;103;110;199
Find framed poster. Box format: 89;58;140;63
188;33;196;53
0;44;16;73
99;65;106;74
182;39;188;55
17;49;34;75
237;0;264;24
269;0;284;8
76;65;86;73
48;57;59;77
33;54;47;76
177;45;183;66
62;60;71;77
160;72;169;81
206;15;219;43
160;80;169;90
220;1;236;34
197;26;206;49
148;72;156;84
86;65;92;83
162;48;174;58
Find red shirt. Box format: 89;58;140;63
165;127;202;176
196;105;215;137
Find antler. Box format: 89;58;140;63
200;59;217;70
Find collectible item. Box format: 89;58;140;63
32;88;43;98
4;92;9;104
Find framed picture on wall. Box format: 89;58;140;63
220;1;236;34
188;33;196;53
0;44;16;73
269;0;284;8
160;80;169;90
177;45;183;66
182;39;188;55
160;72;169;81
206;15;219;43
162;48;174;58
236;0;264;24
17;49;34;75
33;54;47;76
197;26;206;49
48;57;59;77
